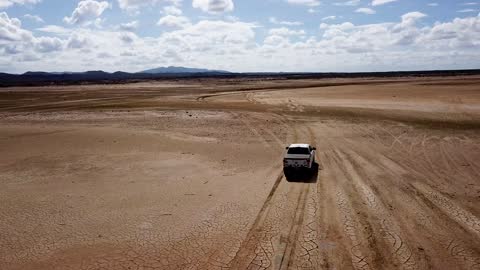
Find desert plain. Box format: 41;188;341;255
0;76;479;270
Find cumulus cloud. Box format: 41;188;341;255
399;11;426;26
285;0;320;6
64;0;110;25
119;31;137;43
422;15;480;48
268;27;305;36
0;0;40;9
163;5;182;15
318;11;433;52
23;14;44;23
163;20;256;48
117;0;142;11
35;36;63;52
356;8;376;14
119;20;139;31
192;0;234;13
322;16;336;21
157;15;191;28
67;33;91;49
458;9;477;13
372;0;397;6
37;25;70;35
117;0;182;13
1;10;480;74
334;0;360;6
0;12;32;42
0;12;63;57
269;17;303;26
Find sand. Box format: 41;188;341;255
0;76;479;269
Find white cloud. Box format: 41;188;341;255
157;15;191;28
35;36;63;52
119;31;137;43
117;0;182;12
422;15;480;49
64;0;110;25
0;0;40;9
163;5;182;15
117;0;142;12
372;0;397;6
166;20;256;46
23;14;44;23
356;7;376;14
268;27;305;36
285;0;321;7
66;33;91;49
400;11;426;25
0;12;32;42
322;16;336;21
1;10;480;74
192;0;234;14
269;17;303;26
0;12;64;56
392;13;427;45
319;21;355;31
427;3;438;7
36;25;70;35
119;20;139;31
458;9;477;13
334;0;360;6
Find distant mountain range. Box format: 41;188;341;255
140;66;230;74
0;68;479;87
21;66;230;76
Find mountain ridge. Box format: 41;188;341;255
21;66;229;76
1;69;479;87
139;66;230;74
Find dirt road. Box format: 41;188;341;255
0;77;479;269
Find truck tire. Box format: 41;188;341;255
284;169;293;181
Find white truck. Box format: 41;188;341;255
283;144;316;180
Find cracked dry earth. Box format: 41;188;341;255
0;76;480;270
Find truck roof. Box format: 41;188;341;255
288;144;310;148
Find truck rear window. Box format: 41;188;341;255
287;147;310;155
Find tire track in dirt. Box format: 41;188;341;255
420;135;448;181
335;149;417;270
328;123;480;269
445;136;480;176
311;122;377;270
412;182;480;238
348;146;480;270
229;178;309;270
309;121;367;269
334;190;373;270
404;182;480;270
311;121;474;269
279;187;310;270
251;113;287;148
289;183;319;270
232;112;271;148
285;123;320;270
229;117;313;270
439;138;478;183
236;112;287;149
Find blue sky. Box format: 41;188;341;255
0;0;479;73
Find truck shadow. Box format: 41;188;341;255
285;163;319;183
